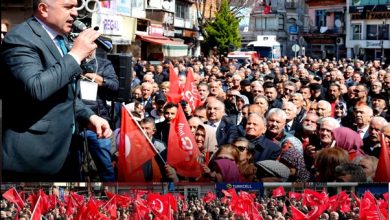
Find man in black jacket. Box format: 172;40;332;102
81;51;119;181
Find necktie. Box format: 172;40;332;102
55;35;68;56
56;35;75;133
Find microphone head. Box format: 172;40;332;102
72;20;87;31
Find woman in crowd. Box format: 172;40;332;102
232;137;257;182
203;144;241;182
279;147;311;182
314;147;349;182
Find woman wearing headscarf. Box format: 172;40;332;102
279;148;311;182
202;144;241;182
331;126;365;160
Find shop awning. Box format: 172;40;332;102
137;34;188;57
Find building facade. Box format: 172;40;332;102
301;0;346;60
346;0;390;63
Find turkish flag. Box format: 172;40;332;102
118;105;157;181
38;189;50;214
65;194;75;216
290;205;307;220
31;196;43;220
383;192;388;203
166;64;183;104
289;192;303;201
272;186;286;198
182;68;201;112
167;105;202;177
263;5;271;14
49;193;58;210
359;191;385;220
70;192;85;207
147;193;170;219
134;199;150;220
328;191;351;213
203;192;217;203
374;133;390;182
103;195;117;220
302;189;328;207
2;188;25;211
75;199;109;220
351;192;361;206
105;191;132;207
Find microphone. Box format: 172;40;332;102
72;20;113;52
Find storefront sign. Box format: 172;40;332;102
94;14;122;36
149;24;164;37
351;11;390;20
216;183;263;191
92;14;136;45
366;41;381;48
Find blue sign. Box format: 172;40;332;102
289;25;298;34
216;183;264;197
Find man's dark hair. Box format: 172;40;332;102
262;82;276;89
140;117;156;128
335;163;367;182
163;102;178;112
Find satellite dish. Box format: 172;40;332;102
296;20;303;26
335;19;342;28
320;26;328;33
162;1;171;10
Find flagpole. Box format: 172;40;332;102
102;194;116;209
31;196;42;219
122;103;167;165
13;187;26;207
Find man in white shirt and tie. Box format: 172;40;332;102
206;97;233;146
354;105;373;139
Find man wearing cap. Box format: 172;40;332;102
371;93;388;117
256;160;289;182
240;78;252;94
309;83;325;102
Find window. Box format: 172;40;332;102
286;0;297;9
367;24;389;40
315;10;326;27
131;0;144;9
175;2;190;20
255;17;278;31
352;24;362;40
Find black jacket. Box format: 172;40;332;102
82;56;119;123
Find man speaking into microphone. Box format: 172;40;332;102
1;0;112;181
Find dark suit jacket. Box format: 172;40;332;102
216;117;233;146
250;135;281;162
1;17;94;174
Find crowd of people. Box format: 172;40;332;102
1;187;388;220
113;54;390;183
